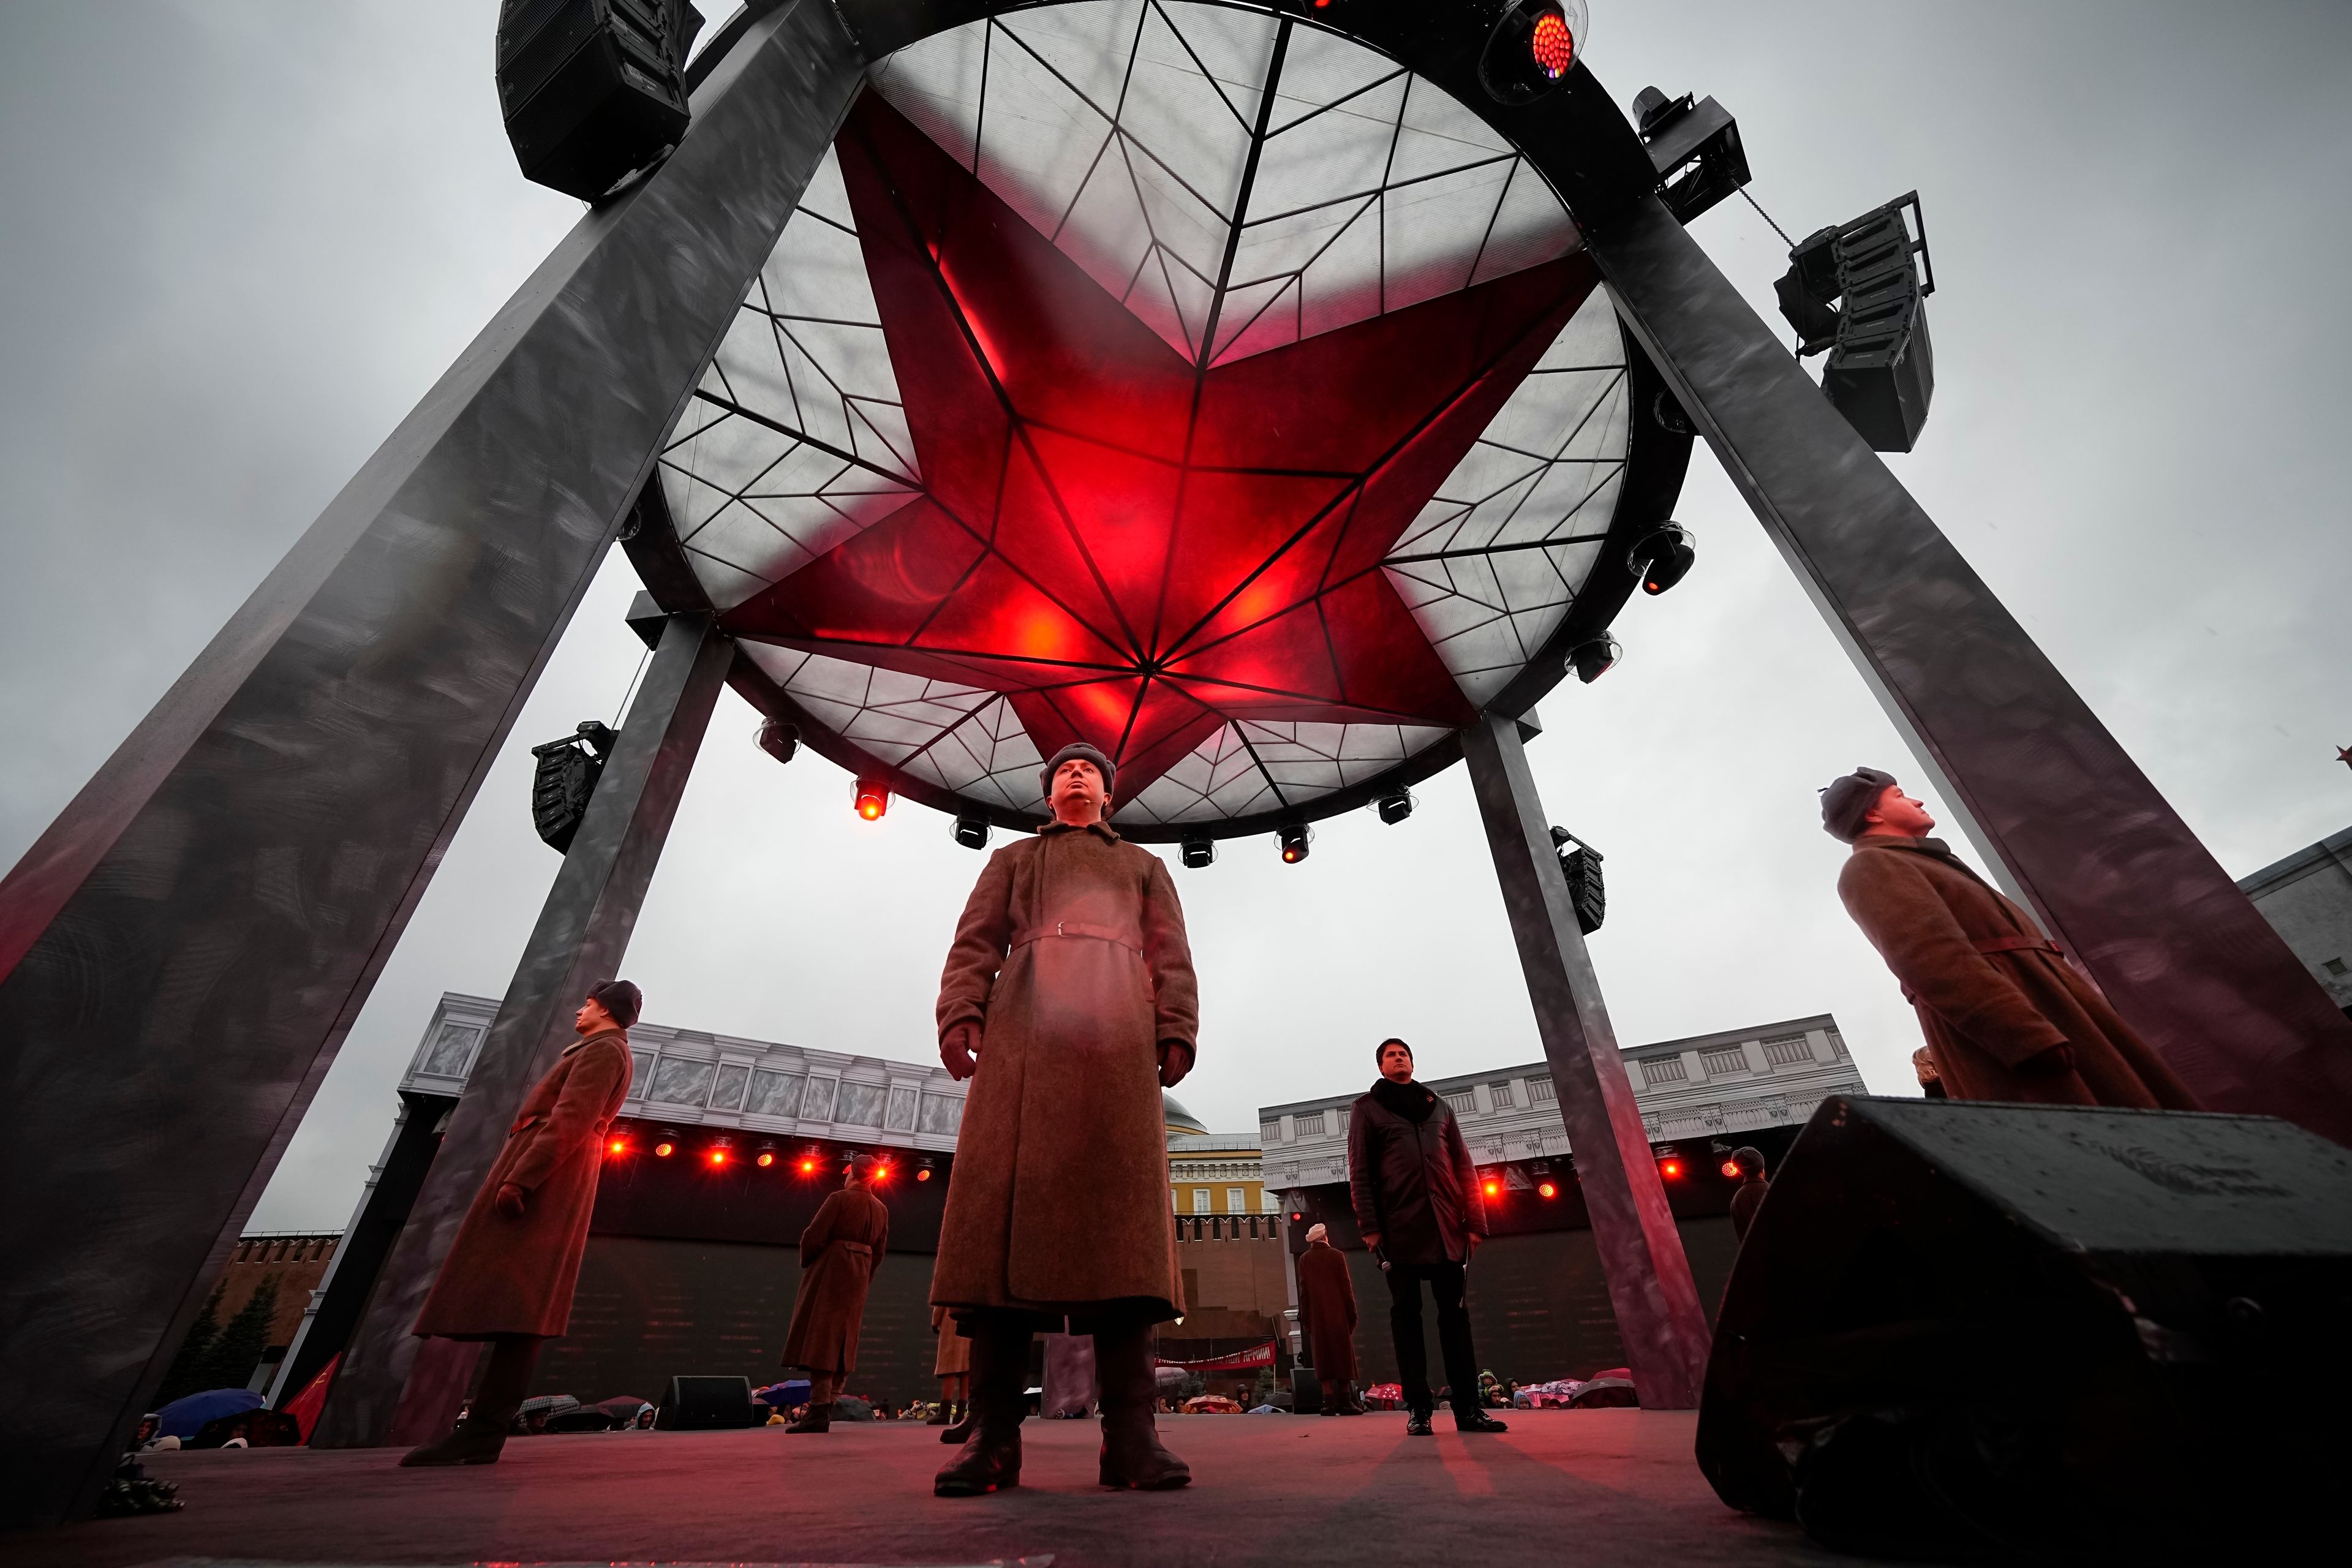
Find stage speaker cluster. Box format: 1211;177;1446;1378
1774;193;1936;452
654;1374;759;1431
1697;1095;2352;1561
496;0;703;202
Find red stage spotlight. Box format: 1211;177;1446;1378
1539;1181;1558;1199
757;1150;776;1168
606;1137;628;1157
1529;7;1574;80
1482;1178;1502;1199
708;1148;729;1167
1659;1157;1685;1180
916;1160;935;1182
654;1139;674;1158
1721;1158;1743;1178
853;777;889;821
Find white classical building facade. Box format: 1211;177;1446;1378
1257;1014;1867;1191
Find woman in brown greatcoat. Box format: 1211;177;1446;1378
779;1156;889;1433
932;741;1200;1498
402;980;639;1467
1294;1224;1363;1414
1823;770;2201;1109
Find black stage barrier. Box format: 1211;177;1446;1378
1697;1095;2352;1561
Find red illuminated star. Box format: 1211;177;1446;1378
722;93;1602;799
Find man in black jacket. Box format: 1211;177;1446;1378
1346;1038;1507;1436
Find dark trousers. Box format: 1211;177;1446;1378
1384;1261;1480;1415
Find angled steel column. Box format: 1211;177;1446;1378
1461;712;1712;1408
312;609;730;1450
1588;196;2352;1145
0;1;863;1525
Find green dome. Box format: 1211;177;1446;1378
1161;1093;1209;1138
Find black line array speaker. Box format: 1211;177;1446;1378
1698;1096;2352;1562
654;1373;758;1431
496;0;702;202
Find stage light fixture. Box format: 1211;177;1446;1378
1180;835;1216;869
853;778;889;821
797;1147;823;1176
916;1159;935;1182
1278;823;1312;864
707;1137;733;1168
754;718;799;765
1721;1158;1742;1178
1482;1177;1502;1199
1539;1181;1559;1199
1659;1156;1685;1180
1630;524;1696;595
952;813;990;850
607;1136;629;1158
1568;635;1620;685
654;1128;679;1158
1376;790;1414;825
756;1141;778;1169
1479;1;1586;105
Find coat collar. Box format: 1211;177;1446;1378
563;1025;630;1057
1850;833;1956;861
1040;818;1122;843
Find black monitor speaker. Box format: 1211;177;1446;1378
1698;1095;2352;1561
655;1373;759;1431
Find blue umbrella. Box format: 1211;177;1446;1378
156;1388;263;1439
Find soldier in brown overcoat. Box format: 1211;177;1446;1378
1822;768;2202;1109
400;979;639;1467
930;1303;972;1439
778;1154;889;1432
930;740;1200;1498
1294;1224;1363;1415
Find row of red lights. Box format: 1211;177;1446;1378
605;1135;932;1183
1471;1154;1736;1202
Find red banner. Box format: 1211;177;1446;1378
1156;1340;1276;1372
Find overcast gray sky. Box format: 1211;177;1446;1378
2;2;2346;1234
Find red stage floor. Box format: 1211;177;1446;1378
18;1411;1877;1567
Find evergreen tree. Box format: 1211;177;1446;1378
194;1273;281;1394
153;1282;225;1407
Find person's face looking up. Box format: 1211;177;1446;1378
1052;758;1107;825
1379;1042;1415;1084
1860;785;1936;839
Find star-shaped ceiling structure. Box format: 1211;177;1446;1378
654;1;1637;827
714;91;1597;801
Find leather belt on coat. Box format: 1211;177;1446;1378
1973;935;2062;957
1011;919;1142;953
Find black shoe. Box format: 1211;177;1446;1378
1455;1409;1510;1433
785;1402;832;1433
399;1417;508;1467
1406;1411;1434;1437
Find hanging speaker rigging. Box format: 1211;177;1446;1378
1775;192;1938;452
529;720;618;853
495;0;704;202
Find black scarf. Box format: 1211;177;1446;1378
1370;1076;1436;1123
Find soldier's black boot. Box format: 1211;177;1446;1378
1094;1324;1189;1490
938;1400;974;1444
936;1322;1028;1496
786;1402;832;1433
399;1416;508;1467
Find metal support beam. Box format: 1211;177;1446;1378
0;1;863;1525
1461;711;1712;1408
1588;197;2352;1145
312;611;731;1449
